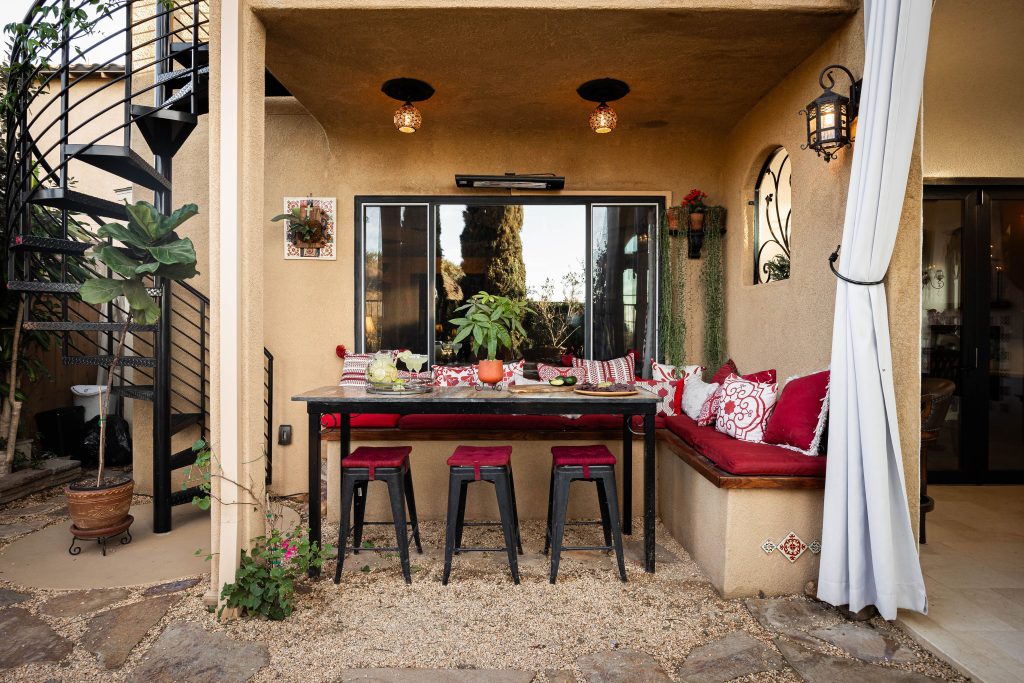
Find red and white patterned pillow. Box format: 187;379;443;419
397;370;430;381
572;354;635;383
714;374;778;442
432;365;477;387
537;363;588;383
339;351;401;386
650;360;676;382
697;368;777;426
495;359;525;385
638;379;680;417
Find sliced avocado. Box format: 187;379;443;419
549;377;566;386
563;376;578;386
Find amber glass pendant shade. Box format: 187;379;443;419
589;102;617;134
394;102;422;133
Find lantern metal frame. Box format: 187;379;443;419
382;78;435;133
799;64;861;163
577;78;630;134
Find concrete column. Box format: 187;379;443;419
208;0;267;606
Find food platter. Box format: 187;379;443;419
572;382;640;397
364;382;433;395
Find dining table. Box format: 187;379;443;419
292;384;660;576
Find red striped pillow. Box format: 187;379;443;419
572;354;636;383
537;363;587;382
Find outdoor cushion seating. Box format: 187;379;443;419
322;413;401;429
341;445;411;480
664;414;826;478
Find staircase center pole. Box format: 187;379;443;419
153;152;173;533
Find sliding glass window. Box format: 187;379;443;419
357;197;661;372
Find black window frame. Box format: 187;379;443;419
354;194;664;369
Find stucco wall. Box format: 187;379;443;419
717;10;922;531
263;99;724;495
923;0;1024;179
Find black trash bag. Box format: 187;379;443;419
81;415;133;468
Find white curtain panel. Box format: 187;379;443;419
817;0;932;620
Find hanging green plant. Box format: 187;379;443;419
659;211;687;367
701;206;726;370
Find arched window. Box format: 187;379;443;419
753;147;791;283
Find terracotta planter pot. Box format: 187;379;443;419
688;211;705;231
294;238;327;250
667;208;680;235
476;359;505;384
66;477;134;531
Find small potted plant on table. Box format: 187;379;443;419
69;201;200;543
449;291;530;388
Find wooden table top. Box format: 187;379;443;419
292;384;659;407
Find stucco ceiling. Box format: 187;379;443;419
262;7;855;138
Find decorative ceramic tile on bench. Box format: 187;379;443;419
777;532;807;563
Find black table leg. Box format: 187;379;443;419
307;408;322;577
622;415;632;535
643;412;656;573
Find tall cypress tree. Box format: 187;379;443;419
459;205;526;299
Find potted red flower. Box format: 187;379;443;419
682;188;708;232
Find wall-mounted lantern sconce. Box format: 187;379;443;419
799;64;861;162
382;78;435;134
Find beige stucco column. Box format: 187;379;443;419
207;0;268;604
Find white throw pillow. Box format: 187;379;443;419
682;377;719;420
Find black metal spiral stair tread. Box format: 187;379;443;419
113;384;155;401
131;105;198;158
64;144;170;192
170;412;202;436
10;235;91;255
22;320;159;332
156;64;209;90
169;485;206;507
28;188;129;221
170;42;209;69
169;446;198;470
63;355;158;368
5;281;162;296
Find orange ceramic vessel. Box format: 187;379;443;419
476;359;504;384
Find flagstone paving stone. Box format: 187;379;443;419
0;607;72;667
81;595;178;669
676;631;784;682
745;597;834;645
0;502;61;521
38;588;132;617
810;622;917;663
127;622;269;683
142;576;202;597
0;518;51;540
337;670;536;682
0;587;30;607
541;670;576;683
776;639;940;682
576;649;672;683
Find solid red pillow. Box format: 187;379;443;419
744;368;777;384
710;359;739;384
763;370;831;454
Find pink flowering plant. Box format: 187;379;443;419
184;440;331;620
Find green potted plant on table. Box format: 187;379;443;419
69;201;200;534
449;291;530;385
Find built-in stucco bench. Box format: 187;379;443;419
321;412;825;598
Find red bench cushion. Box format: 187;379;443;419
448;445;513;479
664;414;826;477
322;413;401;429
342;445;411;479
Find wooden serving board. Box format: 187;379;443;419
508;384;575;394
573;389;640;397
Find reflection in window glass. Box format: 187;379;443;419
754;147;792;284
592;205;656;363
435;204;586;363
363;205;429;353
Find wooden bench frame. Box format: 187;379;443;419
322;427;825;490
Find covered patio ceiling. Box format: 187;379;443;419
260;5;857;137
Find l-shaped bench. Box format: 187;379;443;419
321;412;825;597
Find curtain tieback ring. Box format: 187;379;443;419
828;245;885;286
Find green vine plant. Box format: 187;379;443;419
183;441;331;621
700;207;727;370
659;209;687;369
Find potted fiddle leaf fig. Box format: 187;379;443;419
70;201;199;534
449;291;530;384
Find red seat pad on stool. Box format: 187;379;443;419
342;445;412;480
663;414;826;477
447;445;513;480
322;413;401;429
551;444;617;479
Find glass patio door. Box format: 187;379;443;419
923;186;1024;483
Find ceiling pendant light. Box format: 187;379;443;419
577;78;630;134
381;78;435;134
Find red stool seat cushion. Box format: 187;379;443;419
342;446;411;480
447;445;513;480
551;444;616;479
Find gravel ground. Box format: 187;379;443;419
0;489;967;682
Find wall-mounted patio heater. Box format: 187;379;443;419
455;173;565;190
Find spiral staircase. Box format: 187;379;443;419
3;0;221;533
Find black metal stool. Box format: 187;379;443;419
443;445;523;585
544;444;626;584
335;445;422;585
